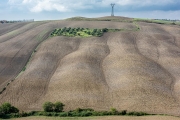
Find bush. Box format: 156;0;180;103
0;106;4;116
54;102;64;112
43;102;54;112
59;112;68;117
110;108;118;115
1;103;12;114
0;103;19;118
92;111;99;116
80;111;92;117
127;111;149;116
28;111;36;116
10;106;19;113
121;110;127;115
102;28;108;32
19;111;29;117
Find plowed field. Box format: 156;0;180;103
0;16;180;116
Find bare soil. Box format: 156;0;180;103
0;17;180;116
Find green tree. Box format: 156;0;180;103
43;102;54;112
1;103;12;114
54;102;64;112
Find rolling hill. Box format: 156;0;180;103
0;16;180;116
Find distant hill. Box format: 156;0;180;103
0;16;180;116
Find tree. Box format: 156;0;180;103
54;102;64;112
43;102;54;112
0;103;19;115
1;103;12;114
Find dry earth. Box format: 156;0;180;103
0;16;180;116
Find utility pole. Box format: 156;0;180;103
111;3;115;16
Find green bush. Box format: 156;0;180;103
10;106;19;113
43;101;64;113
1;103;12;114
0;102;19;118
28;111;36;116
59;112;68;117
127;111;149;116
54;102;64;112
19;111;29;117
102;28;108;32
121;110;127;115
110;108;118;115
80;111;92;117
43;102;54;112
0;106;4;116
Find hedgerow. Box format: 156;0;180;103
0;102;154;119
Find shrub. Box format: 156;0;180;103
74;108;82;113
10;106;19;113
80;111;92;117
59;112;68;117
0;106;4;116
127;111;149;116
54;102;64;112
19;111;29;117
121;110;127;115
43;102;54;112
28;111;36;116
92;111;99;116
99;111;111;116
1;103;12;114
44;112;52;116
37;111;44;116
102;28;108;32
110;108;118;115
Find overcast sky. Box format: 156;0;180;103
0;0;180;21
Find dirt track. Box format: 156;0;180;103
0;17;180;116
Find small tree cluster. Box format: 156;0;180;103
50;27;115;37
0;103;19;116
43;102;64;112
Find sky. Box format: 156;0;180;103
0;0;180;21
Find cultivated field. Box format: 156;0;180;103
0;16;180;116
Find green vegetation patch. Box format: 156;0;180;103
0;102;163;119
50;27;120;38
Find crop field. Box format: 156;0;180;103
0;16;180;117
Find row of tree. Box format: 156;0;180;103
50;27;109;37
43;102;64;112
0;103;19;116
0;101;150;118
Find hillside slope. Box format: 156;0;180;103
0;18;180;116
